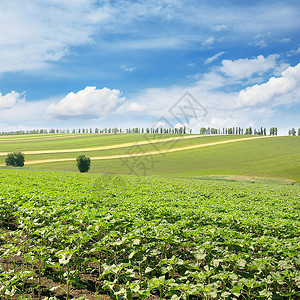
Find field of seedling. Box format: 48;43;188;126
0;168;299;299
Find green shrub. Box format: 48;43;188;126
76;154;91;173
5;151;25;167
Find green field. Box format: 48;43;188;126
0;134;178;152
0;169;299;299
0;133;299;299
0;133;296;182
73;136;300;182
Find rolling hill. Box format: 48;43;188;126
0;133;299;182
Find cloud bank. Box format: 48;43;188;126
1;56;299;134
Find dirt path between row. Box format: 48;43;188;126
22;135;273;165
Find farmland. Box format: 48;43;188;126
0;133;299;299
0;168;299;299
0;133;299;182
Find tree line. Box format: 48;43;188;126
0;126;299;136
288;128;299;136
200;127;277;135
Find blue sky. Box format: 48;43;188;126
0;0;300;135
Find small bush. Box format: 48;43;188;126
5;151;25;167
76;154;91;173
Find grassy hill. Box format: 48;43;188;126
0;133;299;182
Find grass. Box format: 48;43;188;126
15;135;246;161
0;133;299;182
31;135;300;182
0;133;180;152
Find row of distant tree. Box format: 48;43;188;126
200;127;277;135
0;127;299;136
288;128;300;136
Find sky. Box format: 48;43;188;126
0;0;300;135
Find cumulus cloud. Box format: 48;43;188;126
205;51;225;64
220;54;279;79
122;59;300;132
0;91;25;109
1;52;298;133
48;87;124;118
238;63;300;107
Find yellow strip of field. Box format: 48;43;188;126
24;135;274;165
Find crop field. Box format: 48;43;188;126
0;168;299;299
1;133;299;182
0;134;248;156
0;134;245;162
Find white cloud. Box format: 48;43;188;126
117;102;146;113
205;51;225;64
121;65;136;72
201;37;214;47
185;115;254;134
211;25;228;32
120;60;300;132
0;91;25;109
288;47;300;56
249;39;268;48
0;53;298;133
210;117;238;128
220;54;279;79
238;63;300;107
195;72;227;90
153;121;165;129
94;1;300;55
114;35;202;50
0;0;110;74
127;85;189;119
1;0;300;75
280;38;291;43
48;87;124;117
273;63;290;76
0;98;51;128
